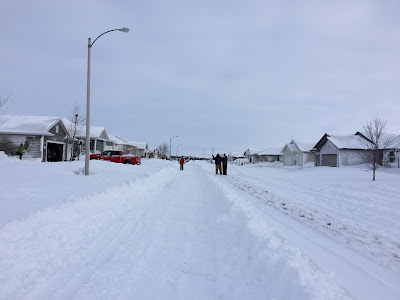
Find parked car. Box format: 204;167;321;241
90;150;141;165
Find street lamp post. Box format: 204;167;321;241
176;144;182;157
85;27;129;175
169;135;178;160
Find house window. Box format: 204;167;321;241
56;126;59;133
389;151;395;163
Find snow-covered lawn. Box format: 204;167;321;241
0;155;399;299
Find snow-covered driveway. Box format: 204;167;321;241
0;160;399;299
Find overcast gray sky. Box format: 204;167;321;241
1;0;399;156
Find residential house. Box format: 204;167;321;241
0;115;68;161
281;140;315;166
229;151;245;163
312;132;372;167
109;135;137;154
131;142;149;158
245;147;283;163
383;135;400;168
258;147;283;162
108;136;149;158
77;126;111;154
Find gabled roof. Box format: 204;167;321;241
389;135;400;148
0;115;64;136
282;140;315;153
245;148;267;155
130;142;148;150
258;147;283;156
76;126;109;140
281;143;297;153
246;147;283;156
61;118;85;137
383;134;400;149
292;140;315;152
109;135;127;145
108;136;148;150
313;132;370;150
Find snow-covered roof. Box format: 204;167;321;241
258;147;283;156
61;118;85;137
91;127;107;139
390;135;400;148
285;143;297;152
293;141;314;152
327;134;369;149
245;148;266;155
109;135;126;144
130;142;148;150
108;136;147;149
247;147;283;156
76;126;108;139
384;134;400;149
0;115;61;136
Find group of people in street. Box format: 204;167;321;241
212;153;228;175
178;153;228;175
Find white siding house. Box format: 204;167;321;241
108;135;138;155
0;115;68;161
281;140;315;166
312;133;371;167
77;127;110;154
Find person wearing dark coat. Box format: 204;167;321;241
222;153;228;175
17;144;24;160
212;154;222;174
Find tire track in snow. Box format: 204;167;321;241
225;168;400;273
203;163;400;299
203;169;352;300
70;162;332;299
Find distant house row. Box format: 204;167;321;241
243;132;400;168
0;115;149;162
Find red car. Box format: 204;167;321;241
90;150;141;165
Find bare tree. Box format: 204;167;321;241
67;102;86;160
157;143;169;159
0;93;11;126
359;117;395;181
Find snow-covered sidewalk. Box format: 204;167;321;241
0;158;399;299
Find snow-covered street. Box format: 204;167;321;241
0;157;399;299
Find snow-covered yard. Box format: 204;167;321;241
0;154;399;299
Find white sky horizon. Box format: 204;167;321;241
1;1;399;157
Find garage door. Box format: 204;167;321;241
322;154;337;167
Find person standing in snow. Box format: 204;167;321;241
212;154;222;174
179;156;185;170
17;143;24;160
222;153;228;175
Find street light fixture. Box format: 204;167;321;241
169;136;178;160
85;27;129;175
176;144;182;157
